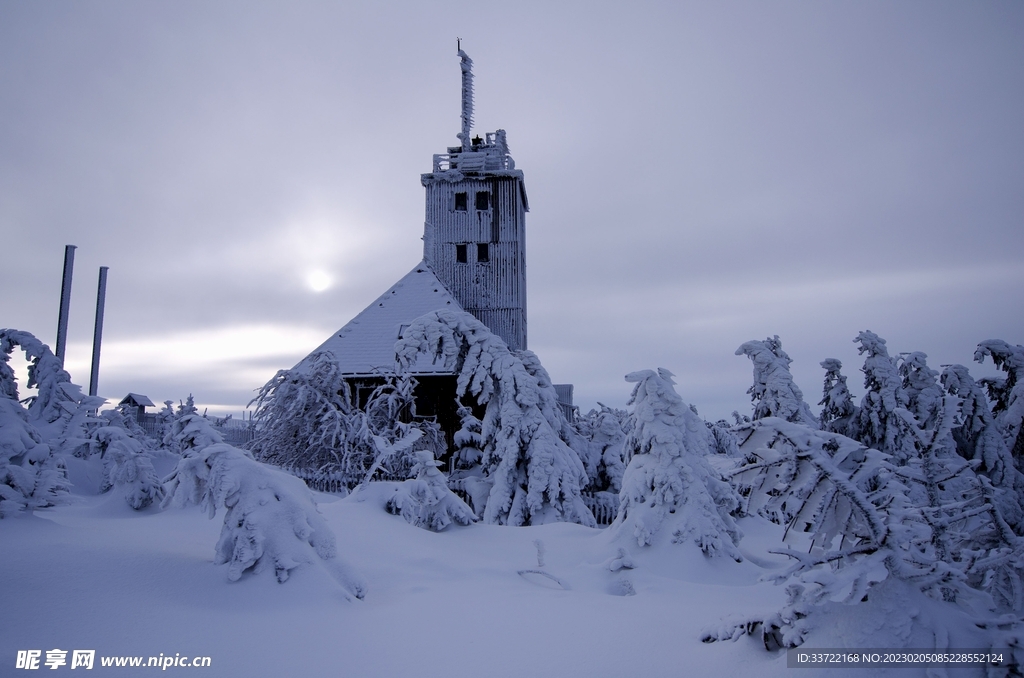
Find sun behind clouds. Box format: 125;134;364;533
306;269;332;292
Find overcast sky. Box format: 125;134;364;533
2;1;1022;421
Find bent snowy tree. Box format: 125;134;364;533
719;405;1024;650
395;309;594;527
164;416;362;595
974;340;1024;469
0;329;87;517
735;336;817;427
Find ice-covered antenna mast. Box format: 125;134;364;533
457;42;474;153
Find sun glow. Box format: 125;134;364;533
306;269;332;292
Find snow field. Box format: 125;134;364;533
2;484;795;678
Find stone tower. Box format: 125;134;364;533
421;49;529;352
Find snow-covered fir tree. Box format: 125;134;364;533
0;329;79;517
818;358;857;437
974;339;1024;471
451;406;484;470
163;416;361;594
851;331;917;464
898;351;945;429
573;404;628;492
155;400;180;453
385;449;477;531
0;396;69;518
735;336;817;427
941;363;1024;529
613;368;742;559
395;309;594;527
0;328;104;448
80;410;164;510
177;394;198;418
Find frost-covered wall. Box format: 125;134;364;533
422;168;528;352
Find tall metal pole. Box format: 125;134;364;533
457;47;474;152
88;266;109;397
55;245;77;366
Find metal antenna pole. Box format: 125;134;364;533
457;46;474;152
55;245;77;366
88;266;109;397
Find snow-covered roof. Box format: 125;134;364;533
297;263;464;377
118;393;155;408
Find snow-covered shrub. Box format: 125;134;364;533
0;398;69;517
706;419;742;457
613;368;742;560
250;351;432;482
167;413;224;452
163;417;356;592
818;358;857;437
385;449;477;531
360;376;444;481
86;417;164;510
735;336;817;427
975;339;1024;468
396;309;594;527
573;405;628;491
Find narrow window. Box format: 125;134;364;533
454;192;467;211
475;191;490;210
456;244;468;263
477;243;489;263
397;324;410;339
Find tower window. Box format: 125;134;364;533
454;192;467;211
456;244;468;263
475;191;490;210
477;243;489;263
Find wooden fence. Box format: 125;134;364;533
283;467;619;528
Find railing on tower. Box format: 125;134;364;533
432;131;515;173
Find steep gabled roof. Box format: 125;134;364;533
296;262;463;376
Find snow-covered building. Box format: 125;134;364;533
117;392;155;423
297;50;571;449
